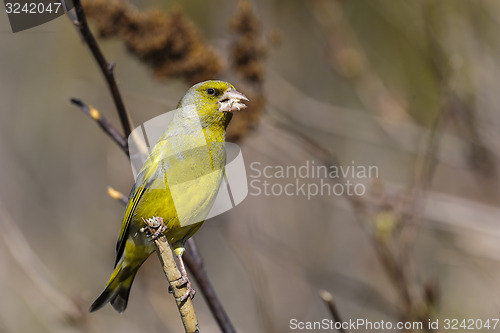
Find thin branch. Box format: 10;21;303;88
152;231;200;333
107;186;128;204
71;99;129;155
319;290;347;333
71;0;132;138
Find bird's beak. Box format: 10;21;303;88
218;88;249;112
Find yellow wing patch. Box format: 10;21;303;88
115;186;146;267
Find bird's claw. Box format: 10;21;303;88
176;285;196;302
141;216;167;240
171;276;196;302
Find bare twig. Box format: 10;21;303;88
152;232;200;333
72;0;132;138
71;99;129;155
107;186;128;204
319;290;347;333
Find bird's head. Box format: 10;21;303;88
178;80;249;129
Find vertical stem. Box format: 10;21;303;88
72;0;132;138
154;237;200;333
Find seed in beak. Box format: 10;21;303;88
218;88;249;112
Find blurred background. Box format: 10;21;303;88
1;0;500;332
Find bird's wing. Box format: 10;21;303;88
113;137;170;266
113;125;225;265
114;186;146;267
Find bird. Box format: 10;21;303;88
89;80;248;313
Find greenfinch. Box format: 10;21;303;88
90;80;248;313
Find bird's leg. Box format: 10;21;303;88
171;248;196;302
141;216;167;240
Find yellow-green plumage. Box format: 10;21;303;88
90;81;247;313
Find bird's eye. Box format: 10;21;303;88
207;88;216;95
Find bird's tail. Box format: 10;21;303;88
89;261;139;313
